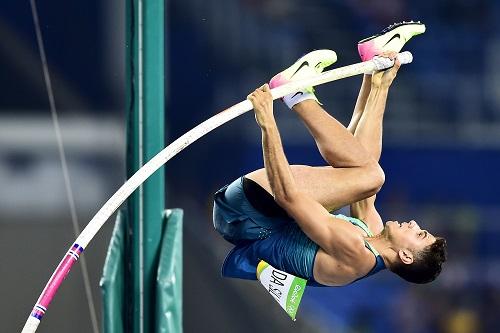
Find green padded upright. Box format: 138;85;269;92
100;210;126;333
156;209;183;333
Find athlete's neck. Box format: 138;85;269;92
364;234;397;268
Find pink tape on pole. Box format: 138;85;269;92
35;244;84;311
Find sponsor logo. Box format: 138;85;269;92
291;61;310;77
384;33;401;47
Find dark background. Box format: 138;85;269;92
1;1;499;332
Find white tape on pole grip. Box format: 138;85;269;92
397;51;413;65
372;51;413;71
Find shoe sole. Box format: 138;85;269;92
358;21;426;44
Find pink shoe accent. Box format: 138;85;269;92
358;40;377;62
269;73;288;89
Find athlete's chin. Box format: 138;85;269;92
385;221;398;230
384;221;400;238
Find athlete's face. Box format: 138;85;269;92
385;220;436;264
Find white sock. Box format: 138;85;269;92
283;91;319;109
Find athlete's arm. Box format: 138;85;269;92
347;74;371;134
349;53;400;234
249;85;364;256
349;84;389;233
354;63;398;162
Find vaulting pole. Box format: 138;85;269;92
21;51;412;333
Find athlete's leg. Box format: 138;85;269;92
291;99;374;168
268;49;373;169
246;84;385;211
257;24;424;210
250;62;394;211
279;26;416;218
246;164;382;212
246;51;384;211
263;84;388;211
291;54;394;166
297;21;425;162
289;54;399;200
294;55;397;194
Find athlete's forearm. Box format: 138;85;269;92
353;86;389;161
259;118;298;202
249;84;299;204
348;75;372;134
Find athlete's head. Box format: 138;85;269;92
385;220;447;284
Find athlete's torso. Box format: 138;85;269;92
312;215;380;286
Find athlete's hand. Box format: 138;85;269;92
248;84;274;128
371;51;401;88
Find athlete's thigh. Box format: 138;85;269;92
245;165;374;211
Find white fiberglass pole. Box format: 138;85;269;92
21;52;412;333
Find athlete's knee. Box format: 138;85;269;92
363;160;385;196
373;162;385;192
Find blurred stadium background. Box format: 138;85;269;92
1;1;500;332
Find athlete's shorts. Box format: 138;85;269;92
213;176;320;282
213;176;293;245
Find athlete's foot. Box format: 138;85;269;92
358;21;425;62
269;49;337;109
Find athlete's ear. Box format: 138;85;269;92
398;249;414;265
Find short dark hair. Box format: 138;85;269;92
390;237;447;284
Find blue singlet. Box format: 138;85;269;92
212;177;386;287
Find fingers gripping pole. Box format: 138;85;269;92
21;51;412;333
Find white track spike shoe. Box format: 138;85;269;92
269;49;337;109
358;21;426;62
